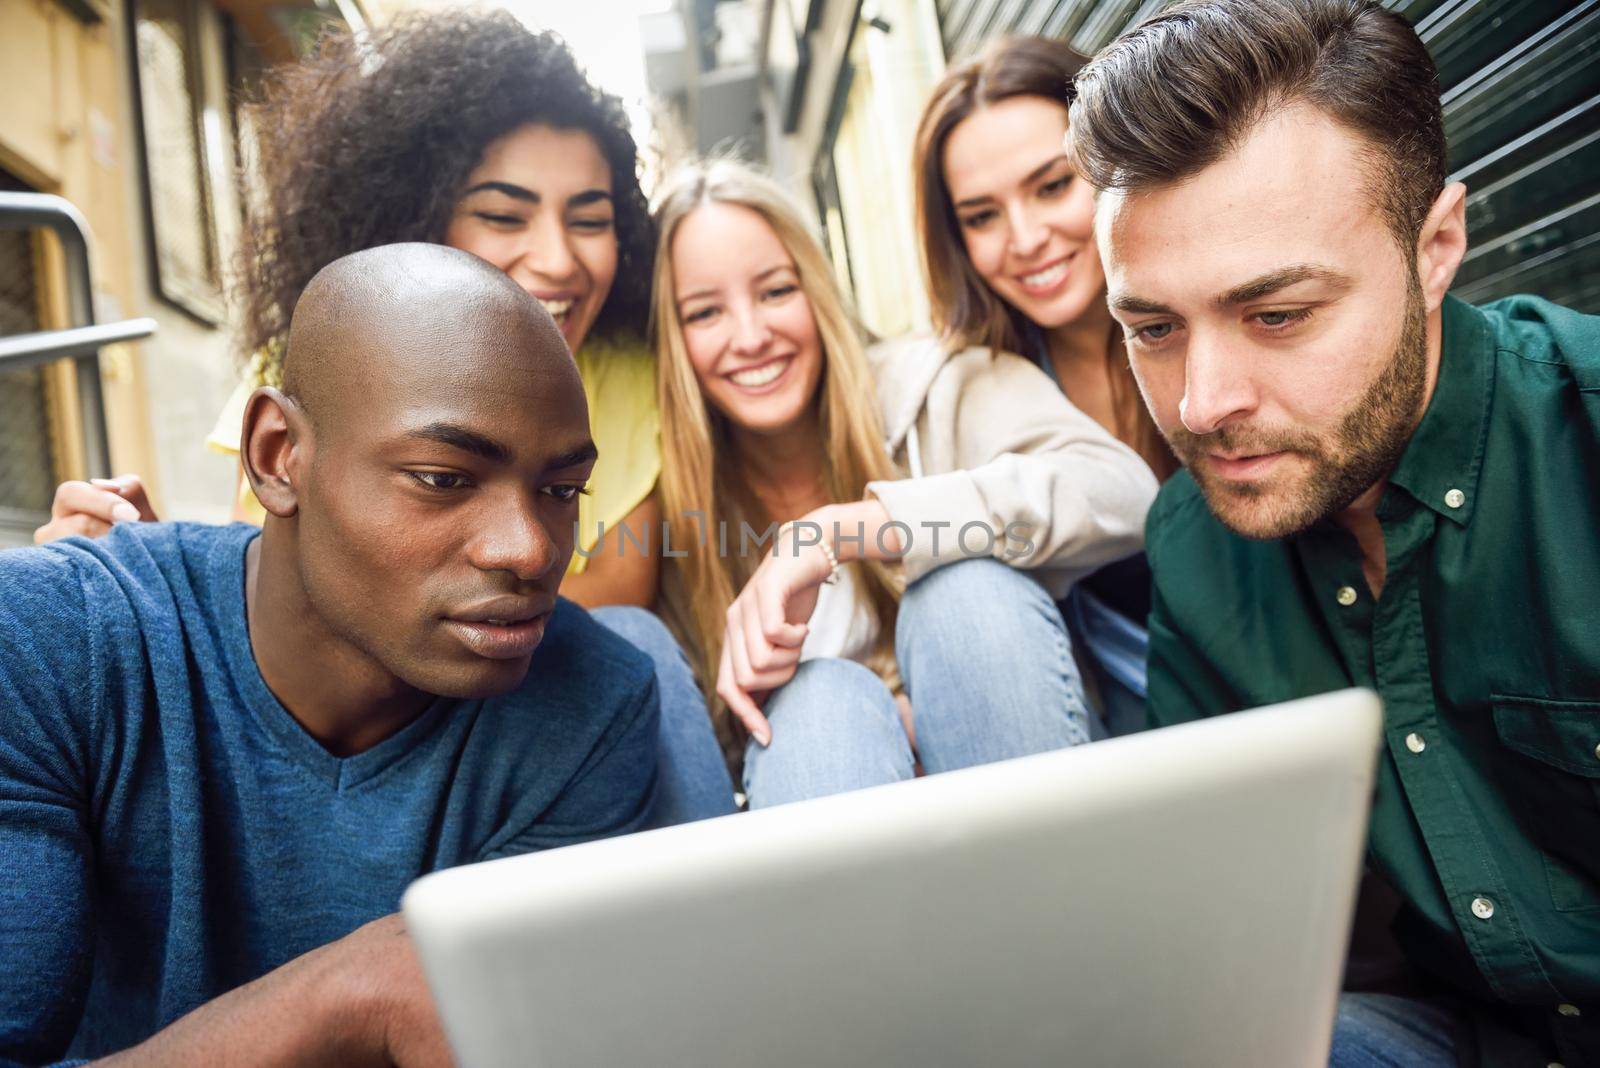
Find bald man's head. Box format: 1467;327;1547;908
281;243;575;432
242;242;597;701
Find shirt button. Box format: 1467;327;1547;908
1405;732;1426;754
1444;488;1465;508
1336;585;1358;606
1557;1003;1581;1017
1471;896;1495;920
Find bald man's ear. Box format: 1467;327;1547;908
240;387;307;519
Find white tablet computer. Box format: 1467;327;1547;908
404;688;1382;1068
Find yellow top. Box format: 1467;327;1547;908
205;337;661;577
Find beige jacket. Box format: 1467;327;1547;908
865;334;1159;599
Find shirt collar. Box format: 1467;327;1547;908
1385;295;1496;527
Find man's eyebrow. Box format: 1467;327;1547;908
403;422;514;463
462;181;538;204
545;441;599;472
1108;294;1176;316
1214;264;1354;308
677;264;794;306
1109;264;1356;318
952;154;1071;211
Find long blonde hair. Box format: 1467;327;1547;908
650;159;903;750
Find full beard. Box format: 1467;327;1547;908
1167;277;1430;541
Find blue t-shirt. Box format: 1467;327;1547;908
0;522;658;1065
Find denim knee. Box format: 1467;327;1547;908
1329;993;1464;1067
896;557;1066;667
895;559;1088;772
765;659;901;728
589;605;681;662
742;658;913;808
590;605;735;826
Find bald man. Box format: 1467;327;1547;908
0;245;658;1066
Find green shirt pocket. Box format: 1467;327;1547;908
1492;694;1600;912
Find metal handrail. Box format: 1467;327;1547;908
0;191;156;479
0;319;157;372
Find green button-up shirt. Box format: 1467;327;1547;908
1145;295;1600;1067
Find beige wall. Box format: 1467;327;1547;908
760;0;861;195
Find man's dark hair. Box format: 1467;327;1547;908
1067;0;1446;248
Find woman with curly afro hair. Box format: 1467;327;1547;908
40;9;659;605
37;8;740;824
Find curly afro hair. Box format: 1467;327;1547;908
235;8;654;369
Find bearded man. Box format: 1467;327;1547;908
1068;1;1600;1066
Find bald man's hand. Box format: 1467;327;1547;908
93;914;454;1068
330;914;457;1068
34;475;158;543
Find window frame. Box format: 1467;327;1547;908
126;0;229;325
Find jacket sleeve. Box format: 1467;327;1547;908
867;349;1158;589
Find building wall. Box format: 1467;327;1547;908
825;0;946;337
756;0;947;337
762;0;867;188
123;0;245;525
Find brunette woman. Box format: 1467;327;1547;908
913;37;1180;734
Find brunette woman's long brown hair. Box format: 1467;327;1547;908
913;36;1170;477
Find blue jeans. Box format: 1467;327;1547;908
742;659;914;807
1063;584;1149;739
1328;993;1463;1067
590;606;737;828
744;558;1089;807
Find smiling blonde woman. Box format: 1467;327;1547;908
649;158;1158;807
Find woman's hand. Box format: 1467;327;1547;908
717;499;904;746
716;523;836;746
34;474;158;543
